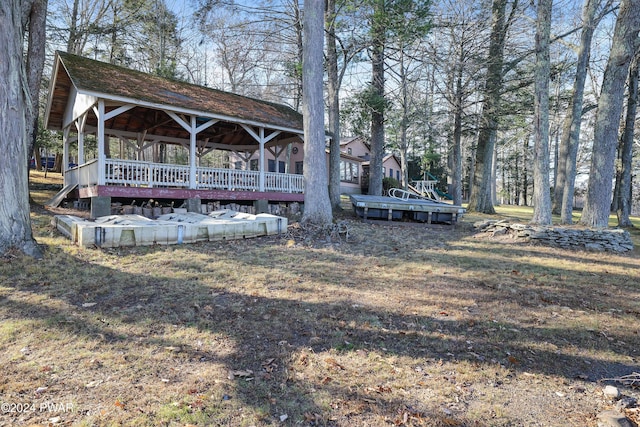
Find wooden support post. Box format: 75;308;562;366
259;128;265;192
189;116;197;189
62;127;69;184
96;100;106;185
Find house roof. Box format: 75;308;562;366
362;154;402;168
45;51;303;148
340;136;369;148
383;153;402;165
325;147;366;162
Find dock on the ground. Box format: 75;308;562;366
350;193;465;226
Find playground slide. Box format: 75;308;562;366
434;188;452;200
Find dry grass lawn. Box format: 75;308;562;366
1;171;639;426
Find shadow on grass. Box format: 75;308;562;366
1;226;639;426
444;236;640;272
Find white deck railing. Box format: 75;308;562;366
64;165;79;188
265;171;304;193
105;159;191;188
66;159;99;188
67;158;304;194
196;166;259;191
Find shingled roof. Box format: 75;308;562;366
45;51;303;145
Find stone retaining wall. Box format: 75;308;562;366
474;220;634;252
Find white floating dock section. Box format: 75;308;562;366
52;210;288;248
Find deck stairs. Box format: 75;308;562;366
46;183;78;208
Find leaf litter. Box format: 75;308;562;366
2;184;640;426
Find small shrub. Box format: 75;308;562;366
382;177;400;194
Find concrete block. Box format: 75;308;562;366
186;198;202;213
254;199;269;214
90;196;111;219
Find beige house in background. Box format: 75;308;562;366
233;135;403;195
338;137;402;194
337;136;368;195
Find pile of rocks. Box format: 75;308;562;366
597;384;638;427
474;220;634;253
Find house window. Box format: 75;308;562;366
279;161;286;173
234;161;243;170
389;168;393;178
250;159;259;171
295;161;303;174
347;147;352;155
340;160;359;183
396;170;400;181
268;159;276;172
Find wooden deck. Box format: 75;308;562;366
350;194;465;226
63;158;305;204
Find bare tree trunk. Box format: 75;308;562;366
368;0;385;196
67;0;80;53
301;0;332;226
449;47;464;206
108;3;120;63
400;146;409;190
468;0;514;213
521;135;530;206
614;54;638;227
531;0;553;225
326;0;342;211
61;0;110;55
400;87;409;189
581;0;640;228
500;150;507;204
514;150;520;203
556;0;600;223
26;0;47;163
0;0;46;258
398;49;410;191
491;142;498;205
293;0;304;112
